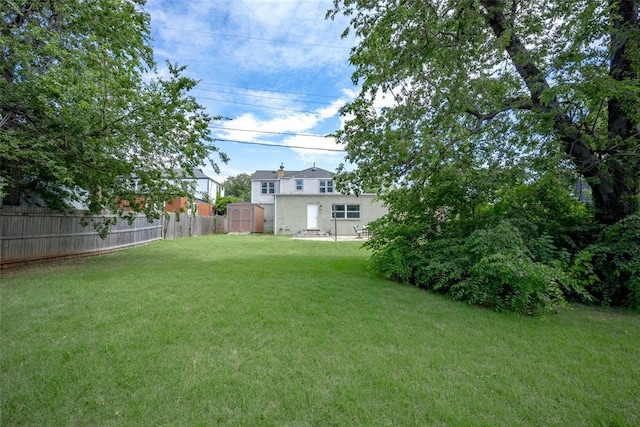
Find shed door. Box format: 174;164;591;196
306;203;319;229
230;206;253;233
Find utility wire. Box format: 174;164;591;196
143;76;350;102
212;138;344;152
194;88;335;106
209;125;330;138
197;81;339;99
157;26;351;50
197;96;326;114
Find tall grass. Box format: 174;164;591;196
2;235;639;425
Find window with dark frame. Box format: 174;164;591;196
261;181;275;194
331;204;360;219
295;179;303;191
319;179;334;193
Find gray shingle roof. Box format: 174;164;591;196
172;168;218;181
251;167;333;180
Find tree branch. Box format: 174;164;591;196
465;96;532;132
480;0;551;108
479;0;600;178
0;112;11;130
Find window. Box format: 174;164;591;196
319;179;334;193
332;204;360;219
295;179;303;191
261;181;275;194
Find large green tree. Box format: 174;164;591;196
1;0;226;223
223;173;251;202
328;0;639;225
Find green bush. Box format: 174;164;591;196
414;237;469;293
366;176;638;313
571;215;640;310
457;223;572;314
215;196;241;216
369;220;578;315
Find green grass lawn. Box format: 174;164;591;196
2;235;639;426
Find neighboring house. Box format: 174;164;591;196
251;164;387;236
165;168;224;216
2;168;224;217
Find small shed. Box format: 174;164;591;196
227;203;264;233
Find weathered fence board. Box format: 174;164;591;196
163;214;226;239
0;207;227;268
0;207;162;268
163;213;190;239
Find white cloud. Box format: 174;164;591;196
143;0;357;176
213;90;348;144
145;0;351;74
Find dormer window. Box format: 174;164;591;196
319;179;333;193
295;179;303;191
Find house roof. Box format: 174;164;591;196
251;167;334;180
173;168;220;183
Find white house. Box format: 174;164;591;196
251;164;387;236
165;168;224;216
175;168;224;203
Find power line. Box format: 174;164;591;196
143;75;351;102
197;96;326;114
157;26;352;50
193;88;335;106
209;125;330;138
212;138;344;152
197;81;340;99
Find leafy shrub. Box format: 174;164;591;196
453;222;572;314
214;196;240;216
571;215;640;310
369;234;418;283
413;237;468;293
369;220;578;315
367;217;429;284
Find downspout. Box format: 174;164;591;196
333;203;337;241
274;194;278;235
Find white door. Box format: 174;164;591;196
306;203;319;229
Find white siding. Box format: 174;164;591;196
251;180;279;204
279;177;325;194
195;178;210;200
194;178;222;203
278;178;296;193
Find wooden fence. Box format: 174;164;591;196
163;213;226;239
0;207;227;269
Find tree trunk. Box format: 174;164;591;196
2;163;22;206
596;0;640;224
481;0;639;224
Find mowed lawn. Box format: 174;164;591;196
1;235;639;426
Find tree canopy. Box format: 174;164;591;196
1;0;227;224
329;0;639;224
223;173;251;202
214;196;241;216
328;0;640;312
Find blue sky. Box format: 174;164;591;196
144;0;358;183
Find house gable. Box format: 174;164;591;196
251;166;335;203
164;168;222;216
173;168;223;203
